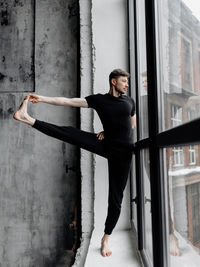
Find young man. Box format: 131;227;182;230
13;69;136;257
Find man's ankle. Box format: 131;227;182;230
102;234;110;242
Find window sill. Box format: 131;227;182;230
84;229;142;267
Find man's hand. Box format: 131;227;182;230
28;94;42;103
97;131;104;140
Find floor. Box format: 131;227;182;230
84;229;143;267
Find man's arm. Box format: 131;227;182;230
28;94;88;108
131;114;136;129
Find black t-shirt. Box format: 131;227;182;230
85;93;135;151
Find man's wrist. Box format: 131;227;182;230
40;95;47;103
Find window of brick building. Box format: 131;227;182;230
171;105;183;127
189;146;196;165
173;147;184;167
187;182;200;247
180;36;193;92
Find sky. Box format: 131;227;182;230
182;0;200;21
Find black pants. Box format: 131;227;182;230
33;120;133;235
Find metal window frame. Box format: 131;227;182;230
128;0;200;266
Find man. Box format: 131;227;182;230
13;69;136;257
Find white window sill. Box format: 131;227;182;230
84;229;142;267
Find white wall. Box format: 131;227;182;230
92;0;130;232
74;1;130;265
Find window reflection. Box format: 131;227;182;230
141;149;153;264
164;145;200;266
140;72;148;138
157;0;200;131
156;1;200;264
131;156;137;232
136;0;149;139
181;36;193;92
171;105;182;127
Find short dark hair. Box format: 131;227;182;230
109;69;130;87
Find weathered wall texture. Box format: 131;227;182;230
72;1;95;266
0;0;35;92
0;1;79;266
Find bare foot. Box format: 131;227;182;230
13;96;35;126
170;234;181;256
101;234;112;257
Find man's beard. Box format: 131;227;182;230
115;87;125;95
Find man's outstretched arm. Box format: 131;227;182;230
28;94;88;108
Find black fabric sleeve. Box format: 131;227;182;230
85;94;98;109
130;97;136;116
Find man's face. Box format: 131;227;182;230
142;77;148;92
112;76;129;94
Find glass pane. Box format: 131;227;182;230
142;149;153;264
136;0;149;139
163;145;200;266
131;155;137;231
156;0;200;132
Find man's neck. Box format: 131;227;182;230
108;87;121;97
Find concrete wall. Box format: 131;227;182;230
0;1;78;266
73;1;95;266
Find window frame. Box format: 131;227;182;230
128;0;200;267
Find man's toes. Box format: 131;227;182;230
102;251;106;257
107;251;112;257
176;250;181;256
13;112;18;120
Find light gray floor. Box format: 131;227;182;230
84;229;143;267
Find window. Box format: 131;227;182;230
187;106;200;122
199;51;200;89
180;36;193;92
187;183;200;246
187;108;195;121
189;146;196;165
171;105;182;127
157;0;200;132
164;144;200;266
172;147;184;167
128;0;200;266
142;149;153;263
128;0;153;265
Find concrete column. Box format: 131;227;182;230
0;1;79;266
